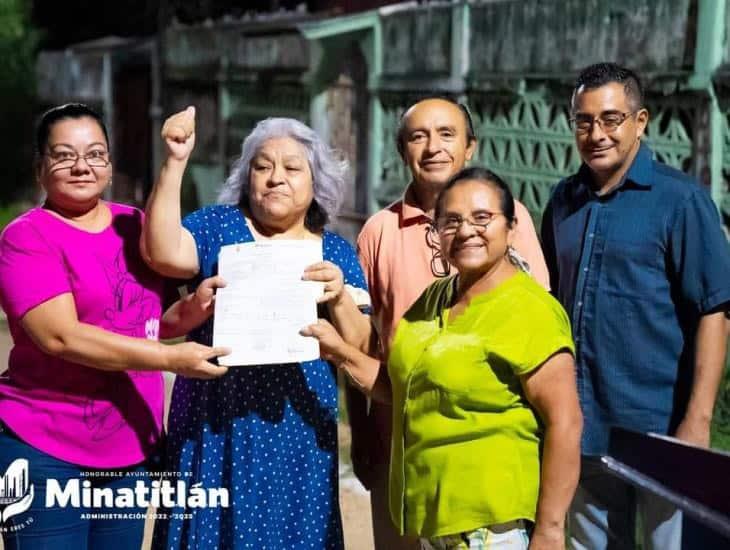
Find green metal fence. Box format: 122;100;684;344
163;0;730;234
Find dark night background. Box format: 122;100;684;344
0;0;398;207
31;0;400;49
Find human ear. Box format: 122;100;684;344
464;137;477;162
506;217;517;247
635;108;649;139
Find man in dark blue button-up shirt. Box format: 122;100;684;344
542;63;730;550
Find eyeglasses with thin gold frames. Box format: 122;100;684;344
569;111;636;134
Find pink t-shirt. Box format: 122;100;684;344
0;203;164;468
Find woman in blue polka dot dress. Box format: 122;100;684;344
145;107;372;549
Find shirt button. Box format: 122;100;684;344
589;233;595;238
578;301;583;308
583;267;588;272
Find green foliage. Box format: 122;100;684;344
0;0;37;89
0;201;30;230
0;0;39;204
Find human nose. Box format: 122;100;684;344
424;131;442;154
69;154;92;172
587;118;608;141
267;163;286;185
455;218;477;236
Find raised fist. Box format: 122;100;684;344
161;106;196;161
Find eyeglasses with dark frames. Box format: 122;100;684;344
425;225;451;278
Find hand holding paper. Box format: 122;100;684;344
302;261;345;304
213;240;324;366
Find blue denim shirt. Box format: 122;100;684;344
542;143;730;455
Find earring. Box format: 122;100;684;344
506;245;531;274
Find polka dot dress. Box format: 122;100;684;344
152;205;367;550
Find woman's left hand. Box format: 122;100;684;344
302;261;345;305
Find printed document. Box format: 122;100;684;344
213;240;323;366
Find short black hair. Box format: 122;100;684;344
396;96;476;159
35;103;109;157
571;62;644;112
434;166;515;227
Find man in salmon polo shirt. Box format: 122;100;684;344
348;96;550;549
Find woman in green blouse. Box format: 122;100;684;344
304;167;582;550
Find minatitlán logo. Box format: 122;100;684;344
0;459;34;523
0;457;228;531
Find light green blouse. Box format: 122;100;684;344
387;270;574;537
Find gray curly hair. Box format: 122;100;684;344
218;118;348;231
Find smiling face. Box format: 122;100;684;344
38;116;112;211
437;179;514;278
401;99;476;192
247;136;314;230
572;82;648;182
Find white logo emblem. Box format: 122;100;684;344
0;459;34;523
145;318;160;340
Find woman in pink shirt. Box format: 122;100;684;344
0;104;228;550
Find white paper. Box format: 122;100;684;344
213;240;323;366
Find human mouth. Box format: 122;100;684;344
420;160;450;170
453;242;484;252
587;146;612;156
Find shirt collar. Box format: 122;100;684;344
577;141;654;194
400;182;432;224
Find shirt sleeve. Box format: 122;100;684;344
330;235;370;314
515;300;575;375
512;199;550;290
0;219;72;319
181;207;212;275
489;289;575;376
668;187;730;315
356;222;380;317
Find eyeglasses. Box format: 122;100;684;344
44;149;110;169
435;212;502;236
569;111;635;134
425;226;450;278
